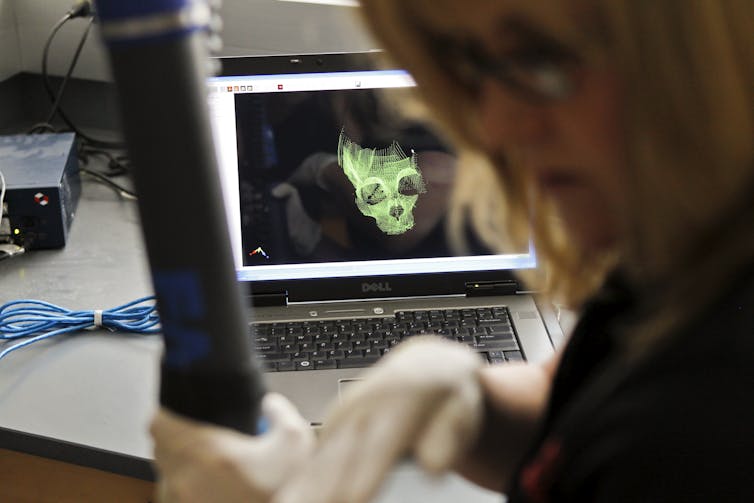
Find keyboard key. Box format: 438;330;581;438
478;318;510;326
477;333;515;342
471;340;519;351
315;360;337;370
277;361;295;372
270;327;286;336
335;341;353;351
327;350;346;360
345;349;364;359
486;324;514;334
370;340;388;350
305;327;323;337
410;328;433;335
254;344;279;354
317;342;335;351
295;360;314;370
352;340;369;350
258;361;277;372
281;343;297;353
504;350;524;361
363;347;380;358
255;353;290;363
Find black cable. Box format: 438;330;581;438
79;167;138;200
67;0;93;19
38;12;125;149
79;144;131;176
75;129;135;199
25;122;58;134
44;17;93;126
25;13;71;135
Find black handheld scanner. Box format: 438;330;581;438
95;0;265;434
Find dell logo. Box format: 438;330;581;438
362;282;392;293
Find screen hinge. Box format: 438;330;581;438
465;280;518;297
250;291;288;307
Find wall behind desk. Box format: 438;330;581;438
0;0;21;82
13;0;376;82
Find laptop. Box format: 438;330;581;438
206;52;562;426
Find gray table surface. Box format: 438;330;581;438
0;176;158;473
0;176;504;501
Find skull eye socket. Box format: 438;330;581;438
398;174;423;196
360;183;387;205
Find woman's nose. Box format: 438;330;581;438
477;80;554;152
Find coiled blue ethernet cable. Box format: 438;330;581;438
0;296;160;361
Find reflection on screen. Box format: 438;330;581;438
234;87;486;267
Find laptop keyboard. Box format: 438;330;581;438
250;306;524;372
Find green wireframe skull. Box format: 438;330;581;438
337;130;426;235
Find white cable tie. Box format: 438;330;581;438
93;309;103;327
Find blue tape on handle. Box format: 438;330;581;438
153;271;211;368
256;415;269;435
95;0;210;45
95;0;194;22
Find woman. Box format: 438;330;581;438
152;1;754;501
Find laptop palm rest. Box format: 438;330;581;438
265;368;365;424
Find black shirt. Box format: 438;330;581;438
507;268;754;502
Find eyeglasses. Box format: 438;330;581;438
435;36;582;104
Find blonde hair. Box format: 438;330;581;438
357;1;754;347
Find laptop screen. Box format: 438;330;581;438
207;53;535;300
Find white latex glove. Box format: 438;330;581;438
274;336;486;503
286;152;338;190
270;182;322;257
151;392;315;503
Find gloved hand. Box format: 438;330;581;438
285;152;338;190
270;182;322;256
151;392;315;503
273;336;486;503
